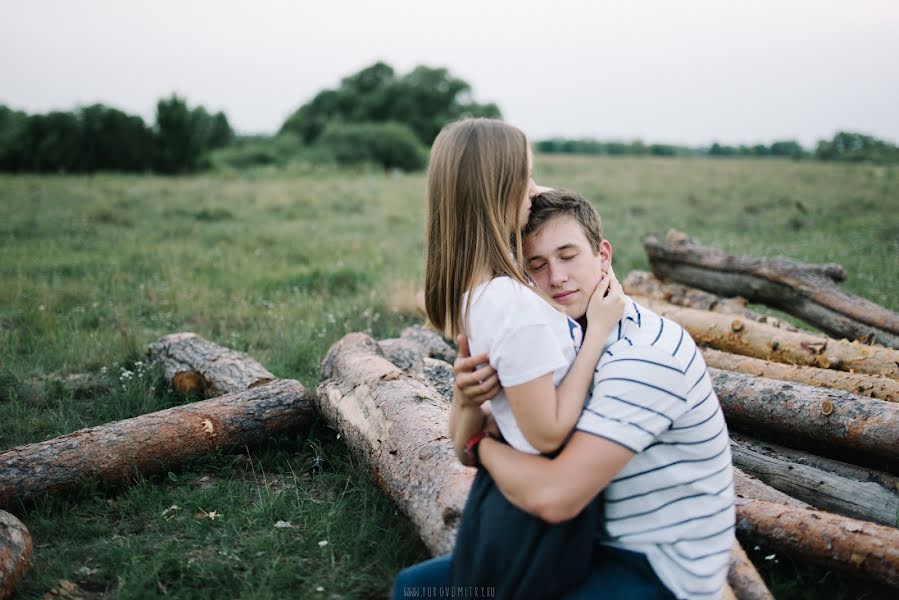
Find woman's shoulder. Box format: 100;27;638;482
470;276;556;318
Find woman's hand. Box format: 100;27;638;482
585;267;626;334
454;334;503;406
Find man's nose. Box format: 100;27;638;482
548;264;567;286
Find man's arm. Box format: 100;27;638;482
478;431;634;524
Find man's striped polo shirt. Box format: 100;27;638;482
576;296;736;599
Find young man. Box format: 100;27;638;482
396;190;735;599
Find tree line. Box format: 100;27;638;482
1;61;896;173
536;134;898;163
0;96;233;174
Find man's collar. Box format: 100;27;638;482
622;294;641;327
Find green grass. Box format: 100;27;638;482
1;156;897;598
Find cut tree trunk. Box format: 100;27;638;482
0;510;31;600
733;468;810;509
728;539;774;600
623;270;797;331
148;332;276;397
735;497;899;587
710;368;899;462
644;232;899;348
316;333;471;555
0;379;313;512
731;436;899;527
633;296;899;378
702;348;898;402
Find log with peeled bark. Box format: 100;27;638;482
632;296;899;378
0;510;31;600
643;232;899;348
727;539;774;600
710;368;899;463
731;436;899;527
702;347;898;402
0;379;313;512
735;497;899;587
148;332;276;397
623;270;797;331
316;333;471;555
733;468;810;509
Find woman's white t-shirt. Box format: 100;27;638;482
464;276;583;454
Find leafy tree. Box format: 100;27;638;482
815;131;899;164
0;105;28;170
154;95;234;173
77;104;156;171
280;61;500;145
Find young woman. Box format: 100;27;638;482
393;118;626;599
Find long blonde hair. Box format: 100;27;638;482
425;118;530;337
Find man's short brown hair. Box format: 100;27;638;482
524;188;604;254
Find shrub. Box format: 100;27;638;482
318;121;426;171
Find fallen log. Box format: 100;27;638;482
702;348;898;402
728;539;774;600
0;510;31;600
711;368;899;463
633;296;899;378
644;232;899;348
0;379;313;512
731;436;899;527
735;497;899;587
148;332;276;397
316;333;470;555
733;468;810;509
623;270;797;331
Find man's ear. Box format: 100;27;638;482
599;240;613;272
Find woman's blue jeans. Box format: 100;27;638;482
392;544;675;599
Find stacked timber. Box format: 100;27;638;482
315;236;899;596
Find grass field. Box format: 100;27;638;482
1;155;898;598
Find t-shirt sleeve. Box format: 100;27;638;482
576;346;691;452
492;323;569;387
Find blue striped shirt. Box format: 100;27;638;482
576;297;735;600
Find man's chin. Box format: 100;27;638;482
564;305;588;321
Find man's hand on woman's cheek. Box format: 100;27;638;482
454;334;503;405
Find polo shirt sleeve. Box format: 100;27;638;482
576;346;691;452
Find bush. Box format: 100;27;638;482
815;132;899;164
318;121;426;171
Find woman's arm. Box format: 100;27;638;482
506;272;625;453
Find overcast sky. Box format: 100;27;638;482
2;1;898;147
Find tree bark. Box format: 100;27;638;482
710;368;899;462
733;468;810;509
728;539;774;600
317;333;472;555
0;510;30;600
148;332;276;397
702;348;898;402
0;379;313;512
623;270;797;331
644;232;899;348
731;436;899;527
735;497;899;587
632;296;899;378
